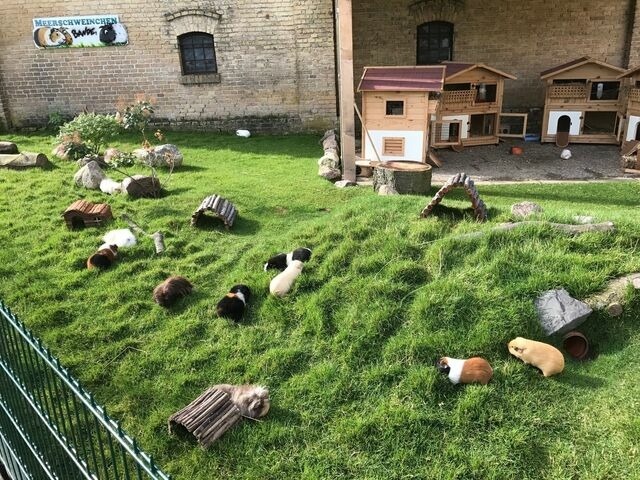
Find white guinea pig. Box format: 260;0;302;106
508;337;564;377
269;260;303;297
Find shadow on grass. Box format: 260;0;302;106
193;215;260;236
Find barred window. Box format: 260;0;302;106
179;32;217;75
417;21;453;65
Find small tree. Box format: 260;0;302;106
57;113;121;155
120;100;154;147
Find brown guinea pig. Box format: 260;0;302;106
508;337;564;377
436;357;493;385
212;384;270;419
153;276;193;308
87;244;118;270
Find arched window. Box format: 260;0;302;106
178;32;217;75
417;21;453;65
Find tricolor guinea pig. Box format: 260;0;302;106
216;285;251;322
269;260;303;297
212;384;270;419
87;244;118;270
153;276;193;308
436;357;493;385
507;337;564;377
264;247;312;271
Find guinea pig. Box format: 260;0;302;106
264;247;312;271
269;260;303;297
153;276;193;308
436;357;493;385
87;244;118;270
212;384;270;419
507;337;564;377
216;284;251;322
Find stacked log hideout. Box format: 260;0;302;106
63;200;113;229
168;388;242;448
421;173;488;221
191;195;238;229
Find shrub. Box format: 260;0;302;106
57;113;121;155
119;101;154;146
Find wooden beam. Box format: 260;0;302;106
336;0;356;182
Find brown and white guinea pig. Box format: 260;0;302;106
216;284;251;322
264;247;312;271
212;384;270;419
153;276;193;308
87;244;118;270
269;260;303;297
436;357;493;385
507;337;565;377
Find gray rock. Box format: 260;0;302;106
378;185;398;195
535;289;592;336
511;201;543;218
122;175;162;198
103;148;122;164
51;144;69;160
318;151;340;169
0;141;18;154
73;161;106;189
318;165;341;181
335;180;356;188
76;155;106;168
135;144;183;168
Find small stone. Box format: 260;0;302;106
51;144;69;159
335;180;356;188
560;149;572;160
378;185;398;195
511;201;543;218
606;302;623;317
318;165;341;180
73;161;106;189
103;147;122;164
535;288;592;336
574;215;594;224
0;141;19;154
632;277;640;290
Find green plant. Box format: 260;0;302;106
119;101;155;146
54;131;92;161
106;151;137;169
57;112;120;155
47;111;66;130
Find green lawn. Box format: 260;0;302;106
1;132;640;480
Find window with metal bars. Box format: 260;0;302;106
178;32;217;75
417;21;453;65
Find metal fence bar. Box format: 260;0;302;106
0;300;171;480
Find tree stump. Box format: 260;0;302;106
169;388;241;449
373;161;432;195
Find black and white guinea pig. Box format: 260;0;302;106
436;356;493;385
264;247;312;271
216;284;251;322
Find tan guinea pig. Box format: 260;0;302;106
508;337;564;377
269;260;303;297
437;357;493;385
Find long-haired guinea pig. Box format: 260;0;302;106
508;337;564;377
216;284;251;322
212;384;270;419
436;357;493;385
269;260;303;297
153;276;193;308
87;244;118;270
264;247;312;271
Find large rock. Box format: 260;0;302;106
73;161;106;189
318;151;340;169
318;165;341;181
0;142;18;154
122;175;162;198
535;289;592;336
511;201;543;218
134;144;183;168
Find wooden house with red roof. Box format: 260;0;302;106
540;57;627;146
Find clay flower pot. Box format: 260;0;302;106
510;146;524;155
562;331;589;360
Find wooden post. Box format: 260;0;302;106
336;0;356;182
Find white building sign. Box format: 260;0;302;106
33;15;128;49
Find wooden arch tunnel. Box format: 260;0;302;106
420;173;488;221
191;195;238;229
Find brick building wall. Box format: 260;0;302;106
0;0;337;132
352;0;635;118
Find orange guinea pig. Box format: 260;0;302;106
436;357;493;385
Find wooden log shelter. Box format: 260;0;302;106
540;57;627;146
169;388;241;449
63;200;113;230
420;173;487;221
372;161;432;195
191;195;238;229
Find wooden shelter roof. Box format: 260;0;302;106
63;200;112;218
357;66;445;92
617;65;640;79
540;57;625;79
442;62;517;80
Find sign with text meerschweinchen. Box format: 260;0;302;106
33;15;128;49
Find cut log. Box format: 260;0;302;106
373;161;432;195
0;152;49;168
584;273;640;311
169;388;241;449
451;221;615;241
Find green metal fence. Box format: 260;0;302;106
0;300;171;480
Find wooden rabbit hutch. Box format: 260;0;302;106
617;66;640;144
357;66;444;162
433;62;523;148
63;200;113;230
540;57;627;146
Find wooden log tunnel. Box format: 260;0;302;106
420;173;488;221
191;195;238;229
168;388;241;449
